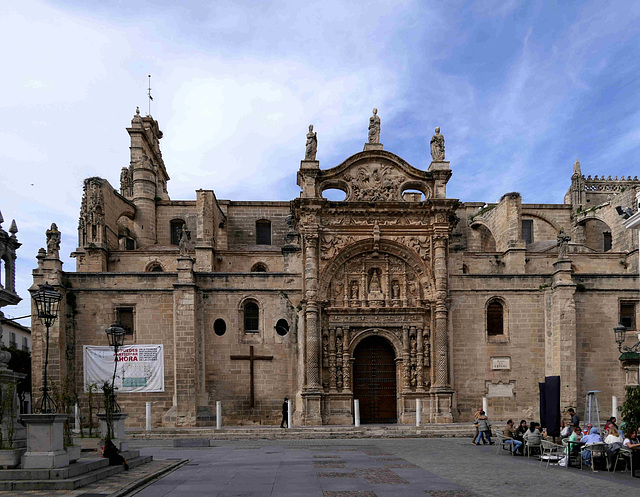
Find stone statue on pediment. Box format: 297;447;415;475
557;228;571;260
430;127;445;161
368;108;380;144
305;124;317;160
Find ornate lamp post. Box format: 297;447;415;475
105;322;126;412
29;282;62;413
614;323;640;353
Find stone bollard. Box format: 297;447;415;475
482;396;488;417
287;399;292;429
416;399;421;427
612;396;618;419
146;402;152;431
216;401;222;429
354;399;360;427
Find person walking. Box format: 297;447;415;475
474;411;494;445
280;397;288;428
472;406;487;445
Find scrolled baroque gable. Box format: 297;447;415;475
316;150;437;202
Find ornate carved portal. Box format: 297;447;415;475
318;241;434;424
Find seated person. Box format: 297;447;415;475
523;422;542;454
503;419;523;455
604;417;618;434
623;429;640;449
605;426;624;469
516;419;528;440
560;419;572;438
580;427;603;467
103;439;129;470
565;426;583;455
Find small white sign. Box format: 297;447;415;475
491;357;511;370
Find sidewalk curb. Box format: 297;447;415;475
110;458;189;497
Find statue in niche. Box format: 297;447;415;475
350;281;359;299
305;124;317;160
369;269;381;293
368;108;380;144
430;127;445;161
392;281;400;299
333;281;344;300
557;228;571;260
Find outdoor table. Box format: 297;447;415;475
565;440;584;469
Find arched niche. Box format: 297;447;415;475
318;238;434;305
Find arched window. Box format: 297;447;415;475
256;220;271;245
251;262;268;272
147;262;164;272
244;302;259;333
170;219;185;246
487;299;504;336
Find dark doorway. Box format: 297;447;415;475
353;336;397;423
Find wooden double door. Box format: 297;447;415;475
353;336;397;423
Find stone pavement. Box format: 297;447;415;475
1;438;638;496
130;438;638;497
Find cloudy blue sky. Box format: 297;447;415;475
2;0;640;322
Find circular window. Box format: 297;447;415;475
214;318;226;336
275;319;289;336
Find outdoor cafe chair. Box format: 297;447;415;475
562;438;583;470
539;439;564;468
613;446;635;475
524;439;541;458
581;443;608;473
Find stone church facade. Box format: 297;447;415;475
30;109;639;427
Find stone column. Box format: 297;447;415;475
416;327;425;391
430;232;453;422
302;228;322;424
342;327;351;392
402;325;410;390
329;327;337;391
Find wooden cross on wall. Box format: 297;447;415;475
230;346;274;408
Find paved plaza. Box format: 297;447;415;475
2;438;639;496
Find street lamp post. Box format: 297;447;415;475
104;323;126;440
29;282;62;414
614;323;640;353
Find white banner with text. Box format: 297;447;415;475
83;345;165;393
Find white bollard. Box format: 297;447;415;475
354;399;360;427
416;399;421;427
74;403;80;433
287;399;292;429
145;402;152;431
482;396;489;417
612;396;618;419
216;401;222;429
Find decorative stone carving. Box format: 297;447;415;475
79;177;105;247
120;166;133;197
343;165;403;201
305;124;317;161
320;234;360;260
430;127;445;161
557;228;571;260
368;108;380;144
350;281;359;300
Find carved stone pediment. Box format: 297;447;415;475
317;151;434;202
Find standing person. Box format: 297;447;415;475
504;419;523;455
280;397;288;428
472;407;486;445
567;408;580;430
474;411;494;445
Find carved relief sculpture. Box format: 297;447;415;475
305;124;317;161
350;281;359;300
79;177;105;247
343;165;403;201
430;127;445;161
368;108;380;144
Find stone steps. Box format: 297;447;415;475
129;423;475;442
0;450;152;491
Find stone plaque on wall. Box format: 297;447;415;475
491;357;510;370
486;381;515;398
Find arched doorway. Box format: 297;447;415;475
353;336;397;423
